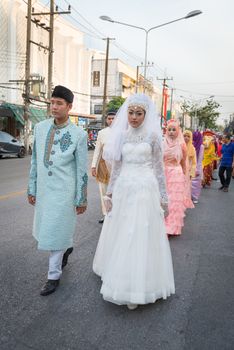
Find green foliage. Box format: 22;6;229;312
224;115;234;134
181;98;220;130
107;96;125;113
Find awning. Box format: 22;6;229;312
29;106;47;126
69;111;96;120
2;103;24;124
1;103;47;127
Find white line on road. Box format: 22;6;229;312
0;190;26;201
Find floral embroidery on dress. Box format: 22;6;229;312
76;173;88;206
44;125;56;168
59;131;73;152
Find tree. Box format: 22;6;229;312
181;98;220;130
106;96;125;113
224;114;234;135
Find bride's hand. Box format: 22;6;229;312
103;195;112;213
161;203;169;218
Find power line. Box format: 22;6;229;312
172;87;234;98
56;5;103;40
56;1;169;70
63;0;106;38
112;42;143;64
175;81;234;86
0;85;23;90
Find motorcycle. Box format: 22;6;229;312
87;140;96;150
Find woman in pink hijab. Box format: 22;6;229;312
163;120;187;236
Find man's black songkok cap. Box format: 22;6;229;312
52;85;74;103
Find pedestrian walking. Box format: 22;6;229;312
27;85;88;296
93;94;175;310
91;110;116;224
163;119;187;236
218;134;234;192
202;132;218;187
191;131;204;203
183;130;196;209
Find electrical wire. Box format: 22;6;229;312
172;87;234;98
56;0;168;69
56;5;103;40
0;85;23;90
62;0;106;38
175;81;234;86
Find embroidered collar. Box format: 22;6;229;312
52;118;70;129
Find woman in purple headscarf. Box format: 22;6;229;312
191;131;204;204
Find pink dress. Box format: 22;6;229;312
164;141;186;236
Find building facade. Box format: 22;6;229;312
0;0;93;137
90;55;162;119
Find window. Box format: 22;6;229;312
94;105;102;114
93;71;100;87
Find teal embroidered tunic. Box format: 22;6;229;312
28;118;88;251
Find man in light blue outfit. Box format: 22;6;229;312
28;85;88;296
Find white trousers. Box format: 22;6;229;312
98;182;108;216
48;250;65;280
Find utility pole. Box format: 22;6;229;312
24;0;32;154
30;3;71;116
102;37;115;127
12;2;71;152
157;77;173;127
143;62;154;93
47;0;54;116
170;87;174;117
135;65;139;93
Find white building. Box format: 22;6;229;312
91;56;136;116
0;0;93;136
90;55;162;118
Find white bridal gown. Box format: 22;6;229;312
93;131;175;305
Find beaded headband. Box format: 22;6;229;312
128;103;148;111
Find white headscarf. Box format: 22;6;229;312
103;93;162;162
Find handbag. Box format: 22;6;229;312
96;157;110;184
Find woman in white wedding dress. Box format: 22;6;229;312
93;94;175;310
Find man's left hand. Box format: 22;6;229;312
76;206;87;215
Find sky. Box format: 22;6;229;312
41;0;234;125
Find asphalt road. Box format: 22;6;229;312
0;154;234;350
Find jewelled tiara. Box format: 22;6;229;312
128;103;148;111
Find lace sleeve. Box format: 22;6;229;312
152;135;168;205
106;159;122;196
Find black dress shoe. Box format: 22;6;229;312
211;177;217;181
98;217;105;224
40;279;60;296
219;186;224;190
62;247;73;269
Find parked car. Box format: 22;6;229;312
0;131;26;158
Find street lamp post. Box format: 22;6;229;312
100;10;202;84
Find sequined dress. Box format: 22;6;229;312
93;131;175;305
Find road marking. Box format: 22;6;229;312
0;190;26;201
